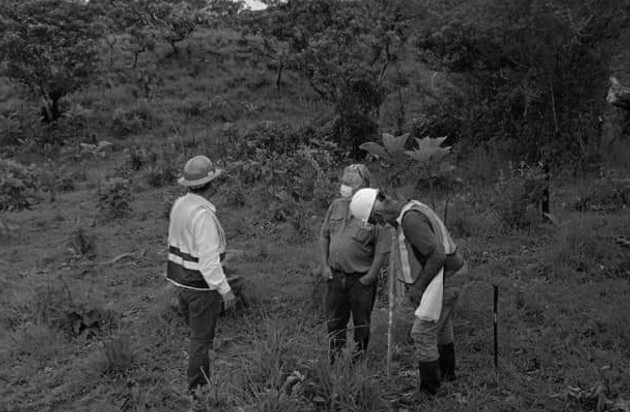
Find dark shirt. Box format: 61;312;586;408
401;210;464;275
321;198;391;274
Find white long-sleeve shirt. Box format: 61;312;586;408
166;193;231;295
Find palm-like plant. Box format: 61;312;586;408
359;132;454;207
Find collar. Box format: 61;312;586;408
395;201;415;226
186;192;216;213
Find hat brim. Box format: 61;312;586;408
178;168;224;187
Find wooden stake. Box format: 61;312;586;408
493;285;499;370
386;252;395;377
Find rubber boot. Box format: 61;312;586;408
418;360;441;396
438;343;456;382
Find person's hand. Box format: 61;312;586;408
408;285;424;307
359;274;374;286
321;265;333;281
222;290;236;310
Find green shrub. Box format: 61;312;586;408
219;177;247;207
110;101;158;138
232;122;314;159
0;158;40;211
57;176;76;192
493;161;547;230
116;146;157;180
111;108;144;138
57;103;92;137
229;130;338;202
0;111;23;146
267;191;314;243
98;178;132;220
125;146;156;171
68;227;97;259
145;160;178;188
204;96;242;123
0;109;35;146
0;99;42;147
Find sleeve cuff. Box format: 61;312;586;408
217;279;232;295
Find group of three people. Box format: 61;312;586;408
165;155;468;402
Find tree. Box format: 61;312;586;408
239;0;419;158
91;0;160;69
0;0;103;123
238;4;295;92
414;0;630;167
160;3;197;56
146;0;199;56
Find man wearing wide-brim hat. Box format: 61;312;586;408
166;155;235;397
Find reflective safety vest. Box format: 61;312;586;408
394;200;456;285
166;194;226;290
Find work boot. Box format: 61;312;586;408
438;343;456;382
418;360;441;396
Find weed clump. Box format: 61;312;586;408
303;359;387;411
0;158;40;211
124;146;156;172
98;178;132;220
145;160;178;188
111;101;158;139
68;227;97;259
102;335;137;375
5;276;119;339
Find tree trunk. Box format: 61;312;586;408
275;61;284;94
106;37;117;67
41;92;63;123
541;162;550;221
168;41;179;56
132;49;144;69
396;87;405;135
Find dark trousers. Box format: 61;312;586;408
177;288;222;392
325;272;376;362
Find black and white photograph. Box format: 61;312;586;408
1;1;629;411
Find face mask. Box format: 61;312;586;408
339;184;353;198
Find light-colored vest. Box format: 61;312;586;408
166;194;226;289
394;200;456;285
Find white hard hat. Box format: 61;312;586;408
350;188;379;223
178;155;224;187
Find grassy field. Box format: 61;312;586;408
1;28;630;412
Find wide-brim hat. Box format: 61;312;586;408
343;164;371;186
178;155;224;187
